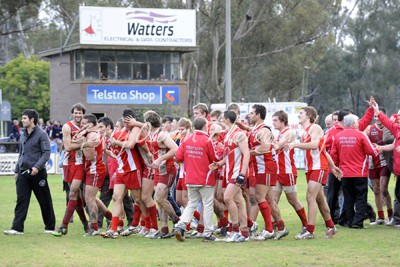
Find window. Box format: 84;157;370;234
73;50;182;81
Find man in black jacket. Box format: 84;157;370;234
4;109;55;235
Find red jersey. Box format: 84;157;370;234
175;131;217;186
331;128;379;177
367;124;387;169
301;124;328;172
248;123;276;174
112;130;142;174
63;121;84;166
147;130;175;175
325;108;374;154
223;126;246;179
276;127;297;175
378;112;400;176
85;134;106;175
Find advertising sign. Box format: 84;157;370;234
80;6;196;47
87;85;180;105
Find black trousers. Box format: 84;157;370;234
97;177;134;227
342;178;368;227
12;169;56;232
326;173;346;224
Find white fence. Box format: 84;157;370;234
0;153;63;176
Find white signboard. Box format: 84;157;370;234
0;153;59;176
79;6;196;47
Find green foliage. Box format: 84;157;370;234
0;54;50;119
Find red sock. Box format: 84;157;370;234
296;207;308;227
144;216;151;231
228;222;233;232
111;217;119;231
76;197;88;224
118;220;124;227
306;224;315;234
140;219;146;227
219;217;229;227
132;203;142;227
197;224;204;233
258;201;273;232
62;199;77;227
240;227;249;238
148;205;158;230
91;222;98;231
105;211;112;221
325;219;335;229
186;223;191;231
247;217;253;228
232;224;239;233
161;226;169;234
193;210;201;221
378;210;384;220
388;208;393;218
275;220;285;231
224;210;229;219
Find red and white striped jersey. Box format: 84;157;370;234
276;127;297;175
224;126;245;179
147;130;175;175
301;124;328;172
85;134;106;174
112;130;141;174
367;124;387;168
63;121;84;166
248;123;276;174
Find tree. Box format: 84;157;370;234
0;54;50;119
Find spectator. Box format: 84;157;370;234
10;119;21;141
4;109;55;235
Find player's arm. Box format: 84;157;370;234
236;132;250;175
152;132;178;168
113;127;140;149
289;124;323;150
250;128;273;155
363;125;371;137
62;124;81;152
104;148;117;158
274;129;295;150
82;132;98;160
236;121;251;132
124;116;144;128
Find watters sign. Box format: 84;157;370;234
79;6;196;47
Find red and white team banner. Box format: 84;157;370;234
80;6;196;47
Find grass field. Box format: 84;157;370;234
1;172;400;266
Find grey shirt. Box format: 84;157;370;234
14;125;51;173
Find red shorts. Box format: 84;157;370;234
306;170;328;185
277;173;297;186
247;175;256;188
63;164;85;183
141;166;152;180
256;173;277;186
85;169;106;189
369;166;391;180
154;171;176;187
176;178;187;191
115;170;141;190
107;158;118;178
